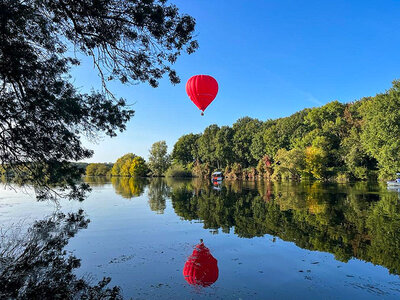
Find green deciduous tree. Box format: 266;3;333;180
304;101;345;129
263;110;309;159
171;133;200;165
148;141;171;176
232;117;262;167
273;148;305;180
215;126;235;168
359;81;400;179
197;124;220;167
341;127;376;180
250;130;267;162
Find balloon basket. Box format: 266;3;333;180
201;112;204;116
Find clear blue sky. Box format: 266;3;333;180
71;0;400;163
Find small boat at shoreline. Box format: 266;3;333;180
211;171;223;182
387;173;400;187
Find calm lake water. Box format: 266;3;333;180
2;178;400;299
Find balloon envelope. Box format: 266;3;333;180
183;242;219;287
185;75;218;113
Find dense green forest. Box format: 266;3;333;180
84;79;400;181
171;80;400;181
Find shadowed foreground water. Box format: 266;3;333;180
1;178;400;299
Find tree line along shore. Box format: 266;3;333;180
85;80;400;182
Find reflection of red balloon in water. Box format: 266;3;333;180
183;240;219;287
186;75;218;116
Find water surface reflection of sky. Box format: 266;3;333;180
1;179;400;299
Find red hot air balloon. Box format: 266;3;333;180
186;75;218;116
183;240;219;287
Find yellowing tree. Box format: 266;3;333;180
305;146;327;179
111;153;148;177
273;148;305;180
129;157;148;177
86;163;111;176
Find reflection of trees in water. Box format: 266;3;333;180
164;177;207;195
0;210;122;299
365;193;400;274
147;178;170;214
168;180;400;275
84;176;110;186
111;177;148;199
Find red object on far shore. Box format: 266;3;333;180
183;241;219;287
186;75;218;115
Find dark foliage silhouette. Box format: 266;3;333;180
0;210;123;299
0;0;197;200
